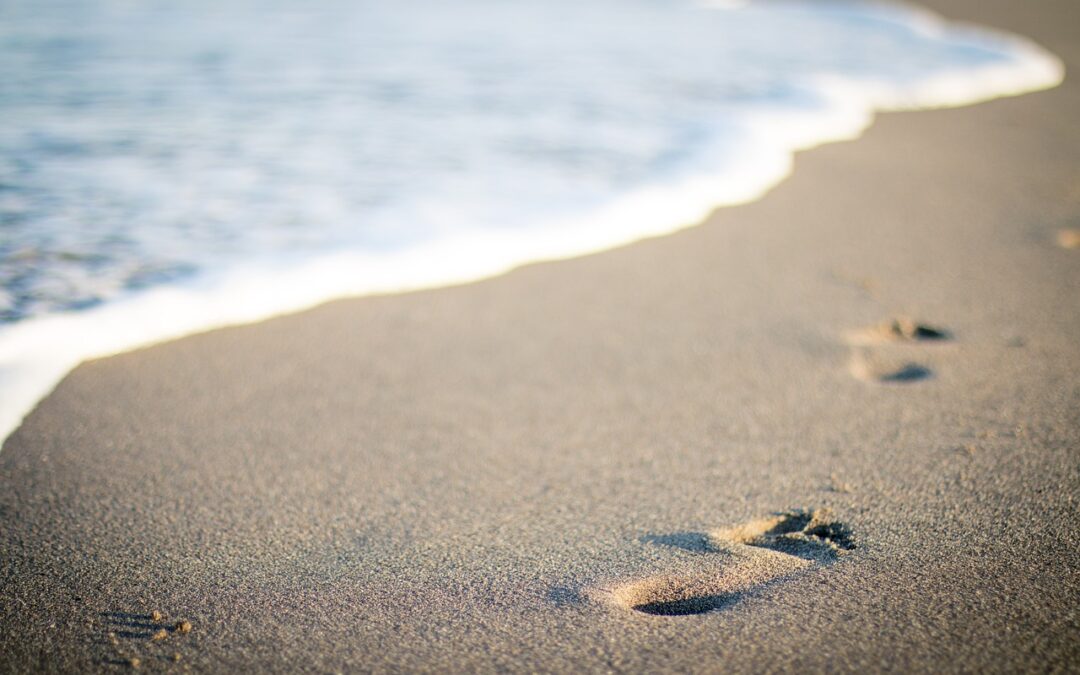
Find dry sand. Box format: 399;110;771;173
1;0;1078;671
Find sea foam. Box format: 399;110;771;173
0;0;1063;447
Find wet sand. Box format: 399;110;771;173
1;0;1078;671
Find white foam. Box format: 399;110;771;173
0;0;1064;448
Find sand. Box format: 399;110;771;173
1;0;1078;671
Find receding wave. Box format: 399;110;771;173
0;0;1063;446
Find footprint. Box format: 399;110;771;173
587;509;854;617
845;317;951;346
713;510;855;562
93;611;194;668
844;317;952;384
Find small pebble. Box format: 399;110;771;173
1057;228;1080;249
151;629;169;642
175;620;192;634
151;610;163;622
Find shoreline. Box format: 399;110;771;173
2;0;1078;671
0;0;1065;451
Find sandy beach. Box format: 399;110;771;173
1;0;1078;671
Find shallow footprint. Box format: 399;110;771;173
591;509;854;617
844;317;951;384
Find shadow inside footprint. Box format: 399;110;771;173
851;318;952;344
804;521;856;550
850;353;934;384
877;363;933;383
633;594;739;616
886;319;950;342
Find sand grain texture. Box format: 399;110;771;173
1;0;1079;672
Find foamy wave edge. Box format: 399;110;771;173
0;2;1064;449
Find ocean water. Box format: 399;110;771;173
0;0;1063;444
